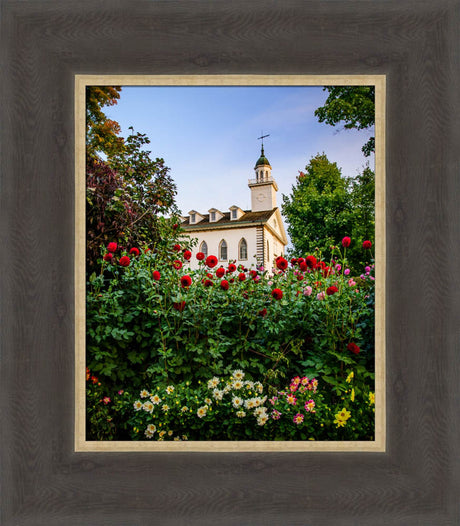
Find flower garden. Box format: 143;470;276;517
86;220;375;441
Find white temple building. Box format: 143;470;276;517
181;145;288;270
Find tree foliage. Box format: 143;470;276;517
282;154;374;271
86;86;179;272
314;86;375;157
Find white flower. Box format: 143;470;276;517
254;382;263;394
197;406;208;418
166;385;175;395
207;377;220;389
204;398;212;405
181;406;189;413
223;384;232;394
150;394;162;405
257;414;269;426
213;389;224;400
168;430;173;436
146;424;156;433
162;404;170;412
232;370;245;380
133;400;143;411
140;389;150;398
144;429;155;439
236;410;246;418
244;398;256;410
232;396;243;408
232;380;244;390
245;380;254;389
182;435;188;441
143;401;154;413
254;406;268;417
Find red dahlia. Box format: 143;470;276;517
291;258;298;266
276;258;288;271
103;253;113;262
183;250;192;260
180;275;192;287
250;270;258;278
152;270;161;281
129;247;140;256
238;272;246;282
173;301;186;312
119;256;130;267
206;255;218;268
305;255;317;269
347;342;360;355
220;280;229;290
203;279;213;287
107;242;117;253
227;263;236;273
342;236;351;248
173;244;181;251
196;252;205;261
272;288;283;300
216;267;225;278
326;285;339;296
363;240;372;250
173;260;183;270
299;261;307;272
258;308;267;317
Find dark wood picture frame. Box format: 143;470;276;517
2;1;459;524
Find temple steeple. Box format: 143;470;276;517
248;140;278;212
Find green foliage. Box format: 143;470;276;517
314;86;375;156
282;154;374;272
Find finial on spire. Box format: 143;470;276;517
257;132;270;155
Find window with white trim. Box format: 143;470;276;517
239;238;248;260
200;241;208;257
219;239;227;261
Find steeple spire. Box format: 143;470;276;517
257;132;270;156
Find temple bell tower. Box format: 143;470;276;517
248;138;278;212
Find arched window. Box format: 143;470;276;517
239;238;248;260
266;240;270;262
200;241;208;257
219;239;228;261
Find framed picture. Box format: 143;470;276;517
2;1;458;524
76;75;385;452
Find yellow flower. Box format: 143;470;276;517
350;388;355;402
334;418;347;428
346;371;354;383
369;392;375;405
335;408;351;421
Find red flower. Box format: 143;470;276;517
250;270;258;278
291;258;298;266
173;301;186;312
144;248;151;253
342;236;351;248
238;272;246;282
102;396;111;405
347;342;360;355
227;263;236;273
229;278;235;283
272;288;283;300
129;247;140;256
326;285;339;296
91;375;98;384
107;242;117;253
119;256;130;267
297;274;304;281
363;240;372;250
306;255;317;269
183;250;192;260
103;253;113;262
173;244;181;251
258;308;267;317
196;252;205;261
206;255;218;268
203;279;213;287
322;266;331;278
276;257;288;271
173;260;183;270
299;261;307;272
180;275;192;288
216;267;225;278
152;270;161;281
173;224;179;230
220;279;229;290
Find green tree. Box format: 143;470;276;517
314;86;375;157
282;153;353;261
282;155;374;271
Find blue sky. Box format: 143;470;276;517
104;86;374;217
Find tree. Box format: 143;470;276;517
282;154;374;271
314;86;375;157
86;87;179;272
282;153;353;261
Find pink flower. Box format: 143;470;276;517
102;397;111;405
305;399;316;412
303;286;312;296
316;291;325;301
348;279;356;287
293;413;304;424
271;410;281;420
344;268;350;276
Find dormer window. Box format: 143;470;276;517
210;212;216;221
190;213;195;223
232;209;237;219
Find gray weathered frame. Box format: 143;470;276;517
1;1;459;524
